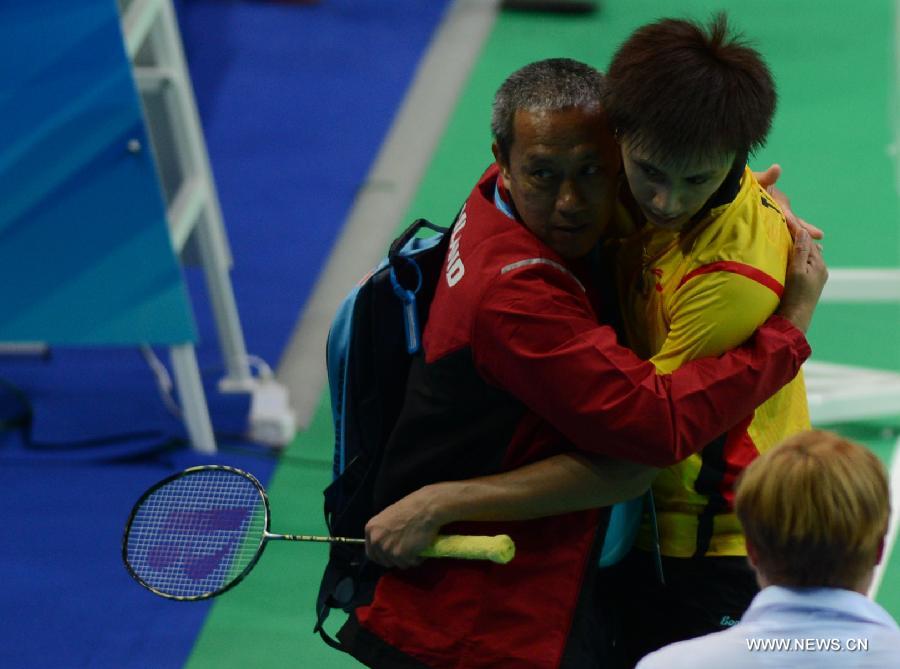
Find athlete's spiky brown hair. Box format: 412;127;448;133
605;13;776;166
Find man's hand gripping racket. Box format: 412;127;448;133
122;466;515;601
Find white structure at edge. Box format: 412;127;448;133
118;0;295;451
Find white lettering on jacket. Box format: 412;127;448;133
445;207;468;287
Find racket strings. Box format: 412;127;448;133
125;469;267;599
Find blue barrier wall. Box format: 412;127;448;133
0;0;195;344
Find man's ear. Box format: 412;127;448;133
492;141;512;187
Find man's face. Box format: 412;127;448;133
621;138;735;231
493;107;620;260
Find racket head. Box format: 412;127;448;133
122;465;270;601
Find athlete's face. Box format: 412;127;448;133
494;107;620;260
621;138;735;231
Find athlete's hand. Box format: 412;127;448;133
365;487;442;569
776;228;828;333
754;163;824;240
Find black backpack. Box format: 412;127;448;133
314;218;451;648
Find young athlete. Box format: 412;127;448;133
602;15;812;664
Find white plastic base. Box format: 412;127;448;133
247;377;297;447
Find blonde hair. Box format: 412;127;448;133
735;429;890;589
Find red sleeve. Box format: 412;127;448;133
470;262;810;468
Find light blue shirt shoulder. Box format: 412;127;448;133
494;181;515;219
636;586;900;669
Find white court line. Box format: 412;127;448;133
870;436;900;599
276;0;500;427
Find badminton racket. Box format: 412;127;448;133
122;465;515;601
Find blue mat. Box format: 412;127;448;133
0;1;450;666
177;0;453;368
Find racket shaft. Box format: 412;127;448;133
267;533;364;544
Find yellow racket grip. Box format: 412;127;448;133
419;534;515;564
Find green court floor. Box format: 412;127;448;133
186;2;899;667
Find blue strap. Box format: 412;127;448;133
389;260;423;354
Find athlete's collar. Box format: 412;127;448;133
691;150;747;222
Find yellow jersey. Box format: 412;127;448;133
617;167;810;558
